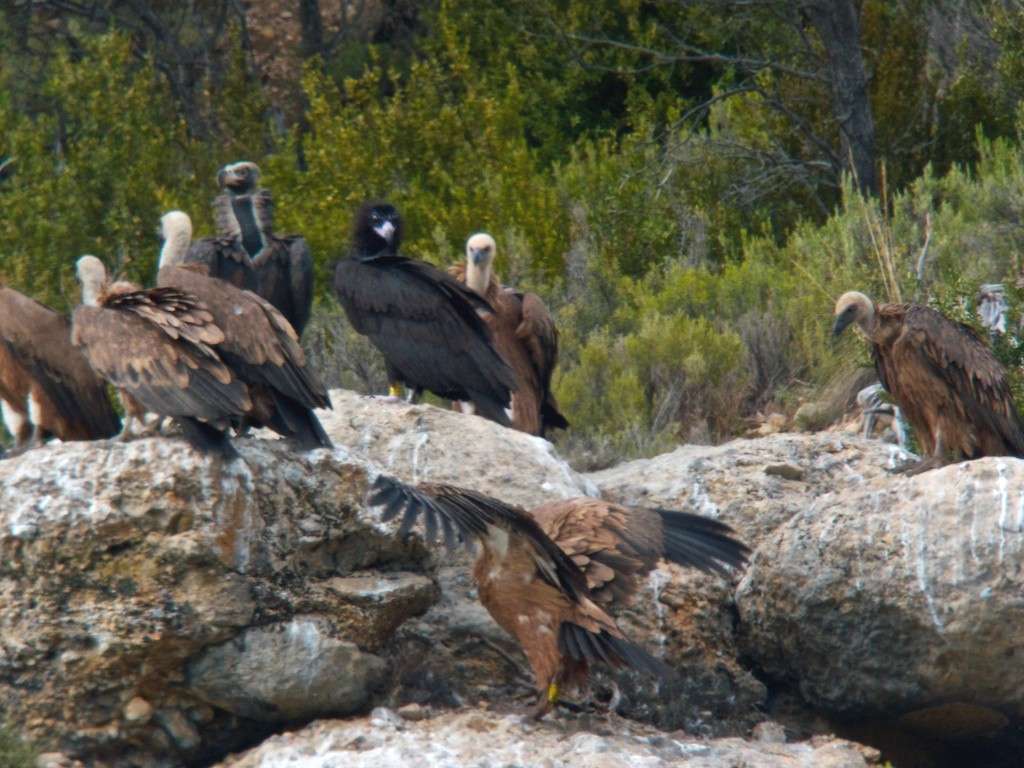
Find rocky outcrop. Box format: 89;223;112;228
0;439;432;767
736;456;1024;729
213;709;879;768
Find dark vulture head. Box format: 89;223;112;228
352;200;403;258
217;161;261;196
833;290;876;337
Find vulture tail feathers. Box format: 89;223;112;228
467;392;512;428
557;624;671;680
541;401;570;432
266;390;333;449
654;509;750;577
178;418;238;459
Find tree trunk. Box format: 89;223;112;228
801;0;877;195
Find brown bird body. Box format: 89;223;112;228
450;234;568;436
372;477;749;718
0;278;120;448
71;256;251;458
834;290;1024;473
159;211;332;449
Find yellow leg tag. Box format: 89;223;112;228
389;383;403;397
547;682;559;703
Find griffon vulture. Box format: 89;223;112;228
450;233;568;436
159;211;332;449
834;290;1024;473
71;256;251;458
331;200;516;427
187;161;313;335
371;476;750;718
0;278;120;449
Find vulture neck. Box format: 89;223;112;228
80;277;104;307
231;196;267;257
159;219;190;268
466;258;493;295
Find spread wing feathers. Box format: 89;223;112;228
184;238;258;292
880;304;1024;455
558;623;671;680
532;499;749;605
71;305;251;424
251;236;314;335
0;287;120;438
333;257;516;415
370;476;590;603
158;266;329;410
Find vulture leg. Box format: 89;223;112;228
115;414;137;442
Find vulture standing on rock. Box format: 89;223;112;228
331;200;516;427
71;255;251;458
450;233;568;436
186;161;314;335
371;476;750;718
159;211;332;449
834;290;1024;473
0;278;120;449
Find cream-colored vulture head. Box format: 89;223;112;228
159;210;193;269
76;255;108;307
465;232;497;294
833;291;877;337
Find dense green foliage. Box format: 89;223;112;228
0;724;36;768
3;3;1024;465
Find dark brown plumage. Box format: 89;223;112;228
0;277;121;449
451;233;568;436
186;161;313;335
331;201;516;427
159;211;332;449
71;256;251;458
371;476;749;718
834;290;1024;473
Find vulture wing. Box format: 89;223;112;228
332;256;515;424
532;499;749;606
0;286;120;439
370;476;590;603
252;236;314;336
184;238;258;292
515;290;569;432
887;304;1024;456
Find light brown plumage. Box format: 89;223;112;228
834;290;1024;473
71;256;251;458
450;234;568;436
372;477;748;718
0;277;120;448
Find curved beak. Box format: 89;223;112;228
833;314;852;337
374;220;396;243
470;247;490;266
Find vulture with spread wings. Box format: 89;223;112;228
371;476;749;718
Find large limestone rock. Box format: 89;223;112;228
0;439;433;767
736;456;1024;728
313;388;599;507
213;709;878;768
589;432;909;548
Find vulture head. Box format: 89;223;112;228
833;291;877;337
76;255;108;307
159;210;193;268
465;232;497;293
352;200;403;258
217;161;261;196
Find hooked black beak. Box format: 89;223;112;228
470;248;489;265
833;314;853;337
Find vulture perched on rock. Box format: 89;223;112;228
186;161;313;335
371;476;750;718
331;200;516;427
159;211;332;449
0;278;120;449
450;233;568;437
834;290;1024;473
71;255;251;458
